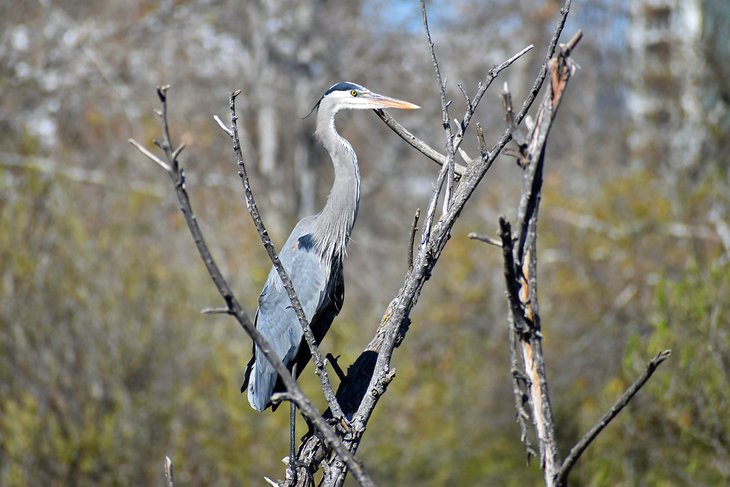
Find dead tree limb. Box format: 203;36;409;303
555;350;672;484
491;29;672;487
506;31;582;485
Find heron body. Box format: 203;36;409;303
242;82;419;411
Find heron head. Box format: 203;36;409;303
307;82;420;117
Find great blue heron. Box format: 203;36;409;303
242;82;419;411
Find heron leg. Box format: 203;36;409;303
287;363;298;484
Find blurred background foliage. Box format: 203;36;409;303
1;0;728;485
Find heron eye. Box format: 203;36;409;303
350;90;358;97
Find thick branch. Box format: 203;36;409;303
499;219;536;459
499;219;532;337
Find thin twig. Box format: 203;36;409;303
457;83;472;112
561;29;583;56
458;148;475;165
467;232;502;248
452;43;534;155
271;392;294;406
502;84;528;150
555;350;672;484
420;0;457;215
213;114;234;137
128;138;170;172
476;123;488;158
516;0;571;124
200;307;234;315
420;160;449;249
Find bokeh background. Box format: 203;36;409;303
1;0;729;485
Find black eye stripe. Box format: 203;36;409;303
323;82;365;97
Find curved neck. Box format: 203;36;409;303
313;107;361;261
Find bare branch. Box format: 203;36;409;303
420;0;457;215
457;83;472;112
452;43;534;153
495;25;590;487
171;144;186;162
516;0;571;123
373;109;466;177
200;307;233;315
467;231;502;248
374;41;533;180
555;350;672;484
213;114;234;137
271;392;294;406
419;158;449;249
499;219;536;460
560;29;583;56
458;147;476;165
476;123;488;158
128;138;171;172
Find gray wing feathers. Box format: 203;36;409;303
247;218;330;411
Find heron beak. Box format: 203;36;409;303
367;93;420;110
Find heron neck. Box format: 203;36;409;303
314;112;361;261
